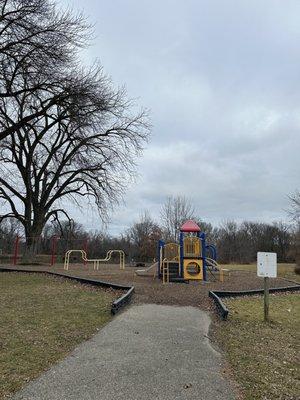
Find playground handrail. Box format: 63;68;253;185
162;258;170;284
163;242;180;264
205;257;224;282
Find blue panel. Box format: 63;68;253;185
206;244;217;261
179;232;184;278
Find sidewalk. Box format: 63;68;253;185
12;304;235;400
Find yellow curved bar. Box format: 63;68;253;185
64;250;88;270
63;249;125;271
93;250;125;271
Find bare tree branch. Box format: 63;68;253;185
0;1;150;253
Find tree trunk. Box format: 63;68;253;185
295;226;300;269
22;222;44;264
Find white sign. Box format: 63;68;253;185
257;252;277;278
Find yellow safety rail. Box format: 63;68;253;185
160;243;180;274
64;249;125;271
164;243;180;261
184;237;201;257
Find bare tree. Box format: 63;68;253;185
0;0;91;141
160;195;195;242
126;211;162;261
287;190;300;223
287;190;300;271
0;1;149;254
0;217;22;256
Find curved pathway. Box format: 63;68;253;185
12;305;235;400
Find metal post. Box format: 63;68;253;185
83;239;88;266
264;277;269;322
13;235;20;266
158;240;164;278
179;232;184;278
50;235;58;266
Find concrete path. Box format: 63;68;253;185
12;305;235;400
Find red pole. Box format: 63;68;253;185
50;235;58;266
13;235;20;266
83;238;88;266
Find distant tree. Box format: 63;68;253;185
287;190;300;271
85;230;129;259
160;196;195;242
0;218;22;255
0;0;149;256
271;221;292;262
195;219;215;242
216;220;241;264
288;191;300;223
214;220;293;264
127;211;162;261
45;220;87;241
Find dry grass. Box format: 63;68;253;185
221;263;300;283
0;272;117;399
212;293;300;400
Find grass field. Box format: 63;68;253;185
213;293;300;400
220;263;299;283
0;272;117;399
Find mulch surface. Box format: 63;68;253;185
2;264;297;312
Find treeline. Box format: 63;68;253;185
203;220;295;264
0;216;298;264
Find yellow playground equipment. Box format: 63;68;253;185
64;249;125;271
158;220;223;283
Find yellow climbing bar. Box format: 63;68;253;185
64;249;125;271
162;258;170;284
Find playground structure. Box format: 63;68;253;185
157;220;222;283
64;249;125;271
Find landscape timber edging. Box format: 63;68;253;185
209;284;300;321
0;267;134;315
208;291;229;320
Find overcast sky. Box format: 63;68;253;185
60;0;300;235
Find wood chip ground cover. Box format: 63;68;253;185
212;293;300;400
0;272;119;399
3;264;296;310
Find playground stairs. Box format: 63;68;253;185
166;262;189;283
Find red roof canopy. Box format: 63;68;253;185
180;220;201;232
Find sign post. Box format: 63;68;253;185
263;276;269;322
257;252;277;322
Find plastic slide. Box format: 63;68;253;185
135;262;158;277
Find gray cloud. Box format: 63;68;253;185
61;0;300;234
